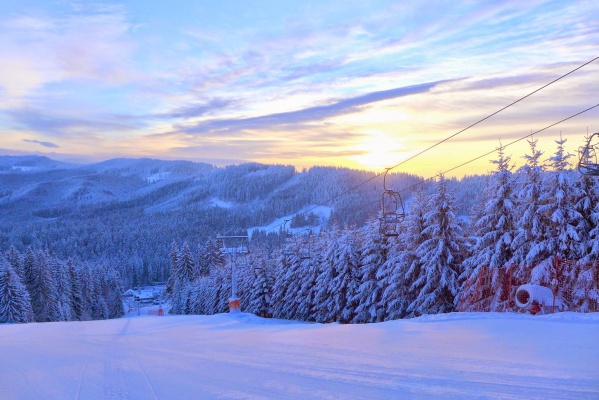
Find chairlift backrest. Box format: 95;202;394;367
379;168;405;237
578;133;599;176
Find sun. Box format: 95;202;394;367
353;131;404;171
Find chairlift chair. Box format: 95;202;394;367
578;133;599;176
379;169;405;237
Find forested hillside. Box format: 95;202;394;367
0;156;422;287
166;137;599;321
3;136;598;325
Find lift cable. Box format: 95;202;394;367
284;102;599;239
256;55;599;237
385;55;599;173
396;102;599;195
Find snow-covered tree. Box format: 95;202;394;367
103;266;125;319
5;246;23;279
383;188;431;320
197;239;226;278
408;174;466;316
67;261;84;321
0;260;33;324
27;251;60;322
312;229;360;323
352;219;387;323
271;250;301;320
177;242;196;284
50;256;73;321
460;146;517;311
247;262;273;318
166;240;179;295
511;137;545;283
530;136;579;288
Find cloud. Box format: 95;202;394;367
22;139;60;148
165;98;236;119
182;80;448;135
6;108;141;137
0;4;136;98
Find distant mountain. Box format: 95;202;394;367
0;154;427;287
0;155;76;173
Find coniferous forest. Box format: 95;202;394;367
1;136;599;324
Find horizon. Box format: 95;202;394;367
1;1;598;178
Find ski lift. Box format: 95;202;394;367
379;168;405;237
297;231;313;260
281;220;296;256
281;219;293;238
281;221;313;260
578;132;599;176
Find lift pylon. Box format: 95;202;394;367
217;235;249;312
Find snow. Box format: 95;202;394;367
210;197;234;209
248;205;332;237
10;166;38;172
0;311;597;399
146;172;171;183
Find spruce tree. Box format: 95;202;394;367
408;174;466;316
0;260;34;324
461;146;517;311
511;137;545;284
352;219;387;323
530;136;579;289
396;188;430;318
67;261;84;321
29;251;60;322
247;262;273;318
312;229;360;323
166;240;179;295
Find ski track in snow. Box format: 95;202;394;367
0;311;597;400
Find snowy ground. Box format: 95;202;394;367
0;310;597;400
248;205;332;237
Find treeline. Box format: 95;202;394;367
167;137;599;321
0;161;421;289
0;247;124;323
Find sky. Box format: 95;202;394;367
1;0;598;177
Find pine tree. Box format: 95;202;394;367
67;261;84;321
5;246;23;279
572;163;599;259
530;136;579;289
571;260;599;312
408;174;466;316
79;265;96;321
190;276;215;315
461;146;517;311
104;266;125;319
312;229;360;323
511;137;545;284
50;257;73;321
166;240;179;295
247;262;273;318
352;219;387;323
0;260;34;324
168;242;196;313
197;239;225;278
395;188;430;318
28;251;61;322
177;242;196;284
271;251;299;320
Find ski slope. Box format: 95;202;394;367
0;310;597;399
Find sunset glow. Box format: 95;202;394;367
1;1;598;176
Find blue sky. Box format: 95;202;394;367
1;0;598;176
